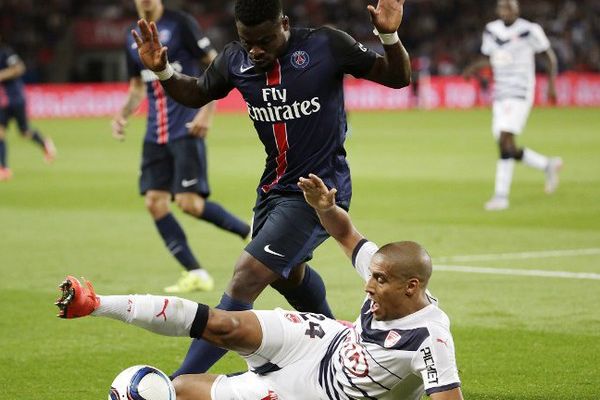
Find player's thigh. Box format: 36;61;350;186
172;373;217;400
492;98;532;139
245;194;329;278
139;141;173;195
170;136;210;197
247;308;347;370
211;361;323;400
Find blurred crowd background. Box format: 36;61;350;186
0;0;598;83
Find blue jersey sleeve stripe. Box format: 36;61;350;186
351;238;369;267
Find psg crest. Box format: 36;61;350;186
291;50;310;69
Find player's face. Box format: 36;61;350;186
496;0;519;25
365;255;409;321
134;0;160;14
236;16;290;72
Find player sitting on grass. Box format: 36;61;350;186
56;174;463;400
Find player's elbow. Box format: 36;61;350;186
390;70;411;89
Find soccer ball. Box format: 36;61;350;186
108;365;175;400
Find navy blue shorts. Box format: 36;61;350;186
139;136;210;197
0;102;29;132
245;192;350;278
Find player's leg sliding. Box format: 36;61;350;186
56;276;200;337
155;213;214;292
171;293;252;377
272;264;333;318
199;201;251;240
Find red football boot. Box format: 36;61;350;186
55;275;99;318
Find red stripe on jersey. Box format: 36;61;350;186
265;59;281;86
152;80;169;144
261;122;289;193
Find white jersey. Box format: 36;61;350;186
318;240;461;400
481;18;550;101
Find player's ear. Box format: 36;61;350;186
281;15;290;31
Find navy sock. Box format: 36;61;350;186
200;201;250;239
30;130;45;148
0;140;6;167
275;265;334;318
155;213;201;271
171;293;253;377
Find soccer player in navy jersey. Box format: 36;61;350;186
132;0;411;376
112;0;250;293
0;34;57;181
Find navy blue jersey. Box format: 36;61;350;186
198;27;377;201
126;10;215;144
0;45;26;106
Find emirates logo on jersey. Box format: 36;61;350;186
290;50;310;69
384;330;402;348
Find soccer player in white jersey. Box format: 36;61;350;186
56;173;463;400
464;0;562;211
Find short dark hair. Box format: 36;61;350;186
234;0;282;26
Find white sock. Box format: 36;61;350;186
522;148;549;171
92;294;199;337
494;159;515;198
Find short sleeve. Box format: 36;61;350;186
180;12;216;58
529;23;550;53
323;27;377;78
481;28;495;56
411;325;461;396
197;45;234;100
351;240;379;281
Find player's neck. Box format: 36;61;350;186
140;4;164;22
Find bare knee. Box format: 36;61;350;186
144;191;170;220
173;374;215;400
175;193;205;217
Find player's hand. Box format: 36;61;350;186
186;121;209;138
111;115;127;141
298;174;337;211
368;0;405;33
547;83;557;105
132;19;168;72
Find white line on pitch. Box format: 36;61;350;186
436;248;600;263
435;264;600;280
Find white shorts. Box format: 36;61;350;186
211;308;347;400
492;98;533;139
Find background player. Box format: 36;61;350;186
132;0;412;376
463;0;563;211
56;175;463;400
0;34;56;181
111;0;250;292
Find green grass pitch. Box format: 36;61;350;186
0;107;598;399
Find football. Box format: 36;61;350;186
108;365;175;400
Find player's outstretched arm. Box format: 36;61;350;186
364;0;411;88
132;19;213;108
298;174;364;259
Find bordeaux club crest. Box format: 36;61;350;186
290;50;310;69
